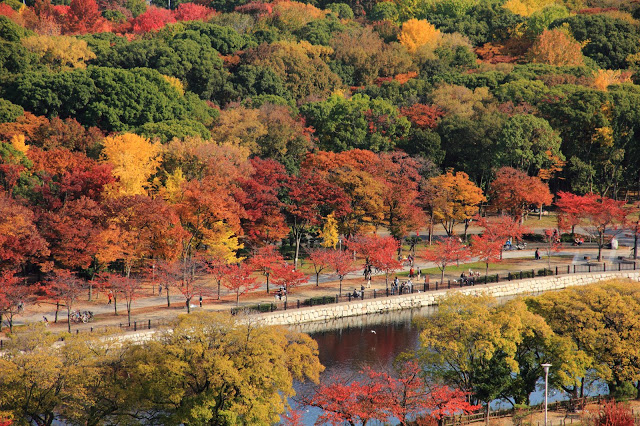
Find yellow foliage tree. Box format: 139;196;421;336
202;221;243;263
273;1;326;32
161;167;186;204
211;107;267;154
592;69;632;92
162;75;184;95
320;212;339;248
101;133;161;196
10;134;28;154
21;35;96;70
399;18;441;53
503;0;555;16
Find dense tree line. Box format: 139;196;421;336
0;0;640;195
0;312;324;425
412;282;640;415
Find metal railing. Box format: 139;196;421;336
231;260;639;315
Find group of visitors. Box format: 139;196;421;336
275;286;287;301
391;277;413;295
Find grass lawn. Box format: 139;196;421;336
397;255;574;277
523;213;558;229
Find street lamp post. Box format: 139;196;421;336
541;363;552;426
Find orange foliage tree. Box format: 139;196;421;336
425;170;486;239
489;167;552;223
527;28;584;66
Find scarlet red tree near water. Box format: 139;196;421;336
348;235;402;289
470;233;503;279
303;361;478;425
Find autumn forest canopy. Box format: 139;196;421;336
2;0;640;295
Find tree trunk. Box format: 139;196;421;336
485;402;490;426
266;273;270;294
539;203;543;220
217;280;221;300
294;231;302;269
186;297;191;313
440;268;445;284
315;273;320;286
464;219;470;242
339;277;343;295
113;295;118;315
67;307;72;333
598;232;604;262
55;301;59;323
166;287;171;307
88;282;93;301
127;302;131;326
236;290;239;307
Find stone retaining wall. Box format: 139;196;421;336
256;271;640;326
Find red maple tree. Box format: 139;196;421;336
46;269;85;332
307;247;332;287
421;237;469;283
348;234;403;289
131;6;175;33
107;274;143;326
282;171;349;268
237;158;289;247
248;245;283;294
489;167;552;223
306;362;478;425
541;229;562;269
271;262;308;297
63;0;107;34
399;103;445;130
173;3;215;21
0;271;32;333
470;233;503;279
223;263;259;306
555;191;586;235
325;249;358;296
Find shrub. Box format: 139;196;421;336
593;401;634;426
303;295;336;306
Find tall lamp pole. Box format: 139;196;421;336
541;363;552;426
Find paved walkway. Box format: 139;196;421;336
5;241;635;337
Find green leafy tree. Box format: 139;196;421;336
495;114;564;175
550;15;640;70
301;93;410;152
2;67;217;131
